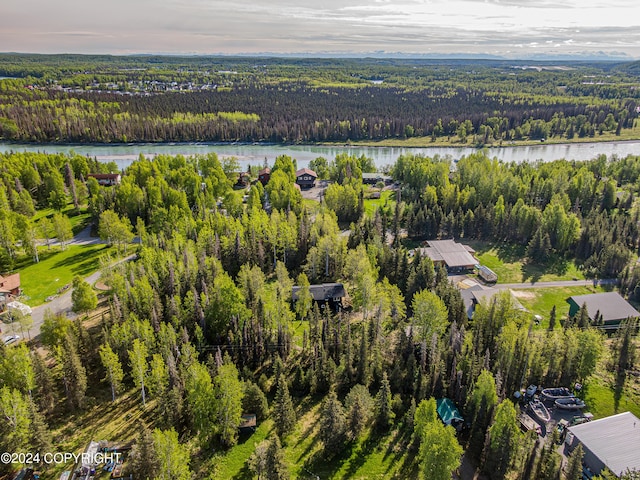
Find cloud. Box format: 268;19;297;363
0;0;638;57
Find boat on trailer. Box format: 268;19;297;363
529;399;551;423
555;397;586;410
541;387;574;400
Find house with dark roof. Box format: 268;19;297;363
567;292;640;330
418;239;478;272
87;173;121;186
565;411;640;477
292;283;346;311
295;168;317;189
235;172;251;189
258;167;271;186
362;172;393;185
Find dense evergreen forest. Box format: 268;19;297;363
1;54;640;143
1;148;639;479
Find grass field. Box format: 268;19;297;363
33;204;92;235
17;244;111;306
469;240;585;284
363;189;396;218
201;395;418;480
510;286;608;328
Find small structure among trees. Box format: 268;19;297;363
291;282;346;312
294;168;317;189
478;265;498;283
417;239;477;273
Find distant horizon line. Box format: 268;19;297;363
1;51;638;62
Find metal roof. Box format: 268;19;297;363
568;411;640;476
292;283;345;302
568;292;640;322
437;398;464;425
421;240;478;268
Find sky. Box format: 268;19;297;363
1;0;640;58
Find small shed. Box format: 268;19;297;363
436;398;464;431
478;265;498;283
239;413;257;433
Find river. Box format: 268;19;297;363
1;141;639;170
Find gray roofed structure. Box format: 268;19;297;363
292;283;345;302
566;411;640;477
460;285;526;319
419;239;478;270
567;292;640;325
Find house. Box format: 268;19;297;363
295;168;317;189
0;273;20;296
565;411;640;477
87;173;121;186
362;172;393;185
417;239;478;272
567;292;640;330
0;273;20;313
258;167;271;186
235;172;251;189
292;283;346;311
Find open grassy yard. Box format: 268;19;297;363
363;189;396;218
17;244;111;306
510;285;608;328
469;240;585;284
33;204;92;235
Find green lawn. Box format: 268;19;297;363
470;241;585;284
363;189;396;218
18;244;111;306
511;285;608;328
203;395;419;480
33;204;92;235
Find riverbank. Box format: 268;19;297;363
325;123;640;148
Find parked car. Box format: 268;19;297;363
3;334;20;346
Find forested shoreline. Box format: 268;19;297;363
1;147;639;479
1;54;640;144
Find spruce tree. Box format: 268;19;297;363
374;372;395;431
265;435;290;480
565;443;584;480
273;375;296;438
319;390;347;458
548;305;557;331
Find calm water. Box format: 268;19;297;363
1;141;639;170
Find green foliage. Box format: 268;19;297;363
71;275;98;314
213;361;244;448
153;428;192;480
414;399;463;480
319;390;347;458
273;374;296;439
374;372;395;431
411;289;449;342
98;343;124;402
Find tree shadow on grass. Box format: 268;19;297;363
521;255;571;283
52;245;108;275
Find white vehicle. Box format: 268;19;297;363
3;334;20;346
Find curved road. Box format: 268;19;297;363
2;226;136;340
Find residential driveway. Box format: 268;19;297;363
494;278;618;290
1;252;136;340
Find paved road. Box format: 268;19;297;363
495;278;618;290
